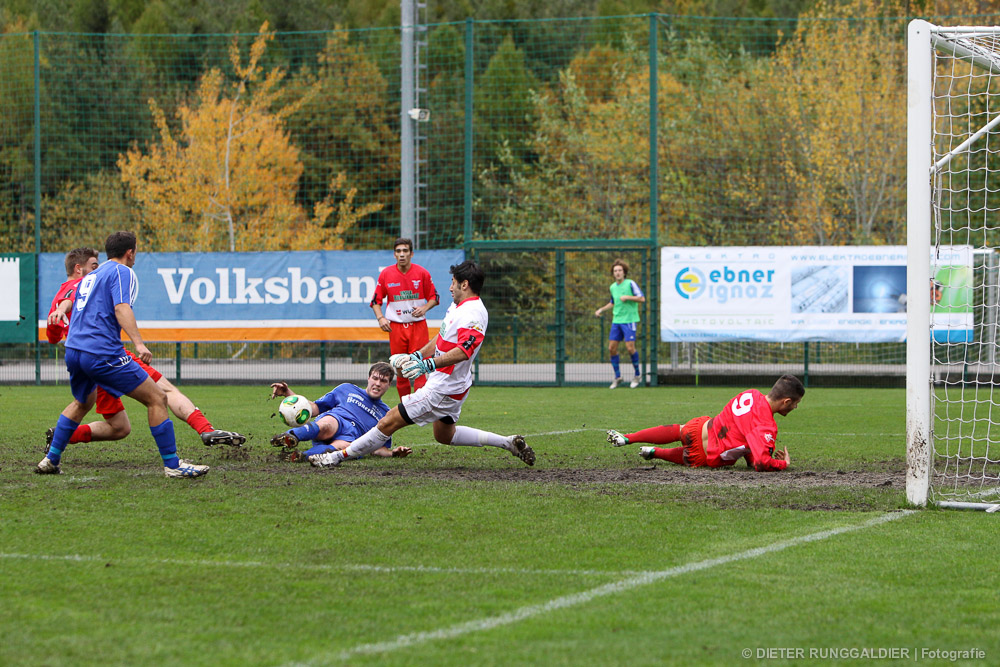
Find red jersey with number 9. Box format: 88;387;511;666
704;388;787;471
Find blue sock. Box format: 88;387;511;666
291;422;321;442
47;414;79;463
150;419;179;468
303;443;335;458
610;355;621;378
631;352;640;376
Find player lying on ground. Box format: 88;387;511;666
311;260;535;468
39;231;211;478
46;247;244;449
269;362;412;462
606;374;804;471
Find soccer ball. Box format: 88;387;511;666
278;395;311;428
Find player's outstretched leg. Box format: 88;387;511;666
201;429;246;447
606;429;629;447
507;435;536;466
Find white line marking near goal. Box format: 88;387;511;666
0;552;642;579
305;511;915;664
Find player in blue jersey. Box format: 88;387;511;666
36;231;210;478
268;362;412;462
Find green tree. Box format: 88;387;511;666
119;23;381;251
282;28;399;249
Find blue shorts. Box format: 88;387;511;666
316;410;366;444
65;348;150;404
609;322;637;342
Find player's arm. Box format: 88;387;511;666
47;299;72;327
594;298;614;317
114;302;152;364
745;425;788;472
370;275;392;332
370;446;412;458
412;277;439;318
621;280;646;303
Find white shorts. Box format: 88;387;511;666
399;385;467;426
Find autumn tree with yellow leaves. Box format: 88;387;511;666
118;22;381;252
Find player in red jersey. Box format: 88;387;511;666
45;248;245;448
605;375;804;471
370;237;439;397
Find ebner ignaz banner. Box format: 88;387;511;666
661;246;973;343
37;250;464;342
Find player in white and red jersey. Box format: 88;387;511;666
370;237;439;396
312;260;535;468
44;247;244;449
605;375;804;471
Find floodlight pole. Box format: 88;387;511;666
401;0;416;242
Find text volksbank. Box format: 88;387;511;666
36;250;465;321
158;267;374;305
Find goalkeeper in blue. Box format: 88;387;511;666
269;362;412;462
310;260;535;468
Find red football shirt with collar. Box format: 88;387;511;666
371;263;437;323
704;389;787;471
46;277;82;344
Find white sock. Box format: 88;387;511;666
344;427;391;459
449;425;511;449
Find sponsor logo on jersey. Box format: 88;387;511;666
387;282;401;288
465;321;484;333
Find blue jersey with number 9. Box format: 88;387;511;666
66;261;139;357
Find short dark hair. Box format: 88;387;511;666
768;374;805;401
611;259;629;278
369;361;395;382
393;238;413;252
64;247;99;276
105;231;137;259
450;260;484;295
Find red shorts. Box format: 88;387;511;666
680;416;711;467
95;350;163;416
389;319;430;356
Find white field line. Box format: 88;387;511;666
0;552;643;578
296;511;916;665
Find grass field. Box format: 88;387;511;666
1;383;997;665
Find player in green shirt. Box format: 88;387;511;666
594;259;646;388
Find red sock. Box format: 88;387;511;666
70;424;92;443
186;409;213;434
653;446;685;465
627;424;681;444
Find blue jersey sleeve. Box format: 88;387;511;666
314;383;352;413
629;280;644;299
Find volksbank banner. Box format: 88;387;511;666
661;246;973;343
38;250;464;342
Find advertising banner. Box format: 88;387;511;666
660;246;973;343
0;253;37;343
38;249;464;342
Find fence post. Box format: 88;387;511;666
555;250;566;386
464;18;474;246
648;15;660;387
33;31;43;386
175;342;182;384
320;341;327;385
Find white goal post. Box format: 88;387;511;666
907;20;1000;510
